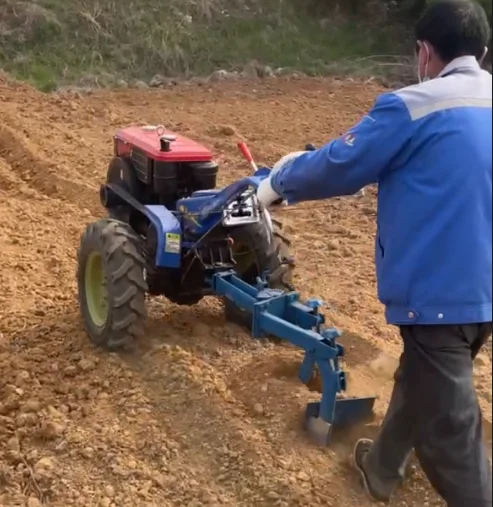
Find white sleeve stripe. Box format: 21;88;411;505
409;97;492;121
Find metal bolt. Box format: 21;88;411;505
438;313;444;320
408;312;414;319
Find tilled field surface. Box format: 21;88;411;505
1;74;491;507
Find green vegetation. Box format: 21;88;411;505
0;0;407;90
0;0;490;91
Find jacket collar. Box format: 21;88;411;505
439;56;481;77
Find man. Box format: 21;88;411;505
257;1;492;506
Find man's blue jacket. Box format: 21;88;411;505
271;56;492;326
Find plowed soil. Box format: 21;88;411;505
1;73;491;507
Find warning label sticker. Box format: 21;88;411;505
165;233;181;254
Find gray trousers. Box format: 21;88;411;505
365;324;492;507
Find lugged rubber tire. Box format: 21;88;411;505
77;218;148;350
224;215;295;329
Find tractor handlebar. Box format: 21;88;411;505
198;172;270;221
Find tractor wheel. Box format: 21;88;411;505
225;213;295;329
77;218;147;350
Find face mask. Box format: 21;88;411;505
479;46;489;65
417;41;430;83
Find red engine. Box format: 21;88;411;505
111;125;219;205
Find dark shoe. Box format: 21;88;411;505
351;439;392;504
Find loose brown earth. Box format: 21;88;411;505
0;73;491;507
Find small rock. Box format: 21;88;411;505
257;65;274;78
218;125;236;136
266;491;280;501
26;449;39;462
149;74;164;87
55;440;68;453
274;67;293;77
149;75;175;87
104;485;115;498
296;471;310;482
47;405;64;419
341;247;353;258
151;472;166;488
15;370;30;386
240;60;262;80
22;400;41;413
40;421;66;440
110;464;130;478
253;403;264;415
6;437;20;453
208;70;230;83
27;497;42;507
138;480;153;496
188;76;207;86
133;80;149;89
4;384;20;397
81;447;95;459
5;450;21;465
99;498;111;507
34;456;56;476
16;412;38;428
78;359;95;372
63;365;77;377
328;239;340;251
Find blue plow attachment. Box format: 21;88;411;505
210;271;377;446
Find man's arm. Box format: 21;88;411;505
266;92;414;204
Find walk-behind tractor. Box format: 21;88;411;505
77;125;376;445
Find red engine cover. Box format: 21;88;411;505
115;126;213;163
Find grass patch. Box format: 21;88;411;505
0;0;405;89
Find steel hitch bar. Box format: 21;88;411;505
210;271;377;445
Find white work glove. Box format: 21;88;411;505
257;151;308;207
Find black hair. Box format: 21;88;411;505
415;0;491;62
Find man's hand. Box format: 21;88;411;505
257;151;308;207
272;151;308;173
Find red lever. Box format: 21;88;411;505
238;142;258;172
238;142;254;163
